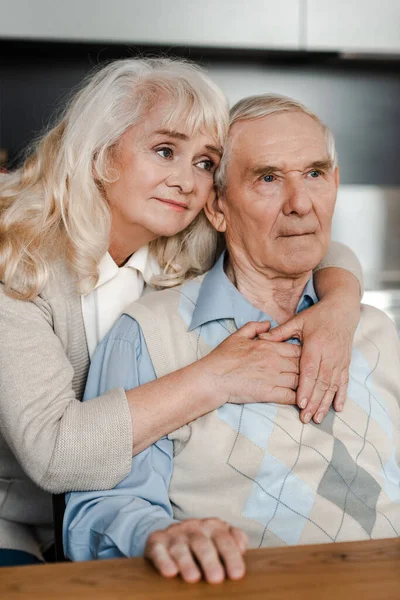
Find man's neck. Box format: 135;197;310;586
226;249;312;324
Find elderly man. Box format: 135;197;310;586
64;95;400;583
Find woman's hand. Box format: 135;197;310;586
198;321;300;407
266;296;360;424
144;518;248;584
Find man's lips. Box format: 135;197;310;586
279;232;315;237
154;197;188;210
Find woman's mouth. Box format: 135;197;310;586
154;198;188;211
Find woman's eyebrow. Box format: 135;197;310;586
155;129;189;140
155;130;221;157
205;145;222;157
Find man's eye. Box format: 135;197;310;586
263;174;274;183
308;170;321;178
156;147;173;159
197;159;214;172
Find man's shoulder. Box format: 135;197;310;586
124;273;208;318
360;303;396;329
358;303;399;349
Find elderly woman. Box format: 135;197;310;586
0;59;361;566
64;94;400;584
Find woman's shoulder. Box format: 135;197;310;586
0;255;80;324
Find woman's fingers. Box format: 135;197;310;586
277;372;299;390
295;344;321;411
268;387;297;405
258;336;301;358
298;356;340;423
236;320;271;339
264;317;303;343
333;374;348;412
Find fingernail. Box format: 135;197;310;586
315;413;323;424
299;398;307;409
303;412;311;423
337;403;344;411
209;568;224;583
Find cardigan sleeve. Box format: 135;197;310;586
0;286;133;493
314;241;364;295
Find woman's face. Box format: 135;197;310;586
104;101;222;259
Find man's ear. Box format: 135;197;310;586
204;189;227;233
334;166;340;188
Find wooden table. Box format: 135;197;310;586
1;538;399;599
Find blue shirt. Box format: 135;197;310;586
63;252;317;560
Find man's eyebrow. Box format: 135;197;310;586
307;158;334;171
251;165;280;178
155;130;222;157
250;158;334;177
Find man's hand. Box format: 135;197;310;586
199;321;300;407
266;297;360;423
144;518;248;584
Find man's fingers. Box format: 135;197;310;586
214;532;246;581
230;527;248;554
169;541;202;583
145;541;179;579
189;534;225;584
277;372;299;390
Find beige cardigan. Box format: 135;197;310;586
0;242;361;557
0;259;132;557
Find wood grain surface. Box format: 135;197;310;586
1;538;399;599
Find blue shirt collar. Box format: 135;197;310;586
189;251;318;332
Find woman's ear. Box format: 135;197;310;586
204;189;227;233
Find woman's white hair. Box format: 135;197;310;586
215;93;337;190
0;57;228;300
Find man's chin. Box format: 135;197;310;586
276;250;324;277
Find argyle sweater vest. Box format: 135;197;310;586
125;279;400;548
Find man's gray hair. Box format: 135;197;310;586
215;93;337;190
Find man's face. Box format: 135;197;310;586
210;111;339;277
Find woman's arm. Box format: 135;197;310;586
0;289;299;493
267;241;362;424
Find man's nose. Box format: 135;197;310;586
166;161;195;194
282;177;313;216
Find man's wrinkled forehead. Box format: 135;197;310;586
228;111;329;172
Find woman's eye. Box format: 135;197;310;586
263;174;275;183
197;159;214;172
156;147;173;159
308;170;321;178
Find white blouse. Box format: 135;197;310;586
81;245;160;358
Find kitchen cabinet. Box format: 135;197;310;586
0;0;302;50
306;0;400;54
